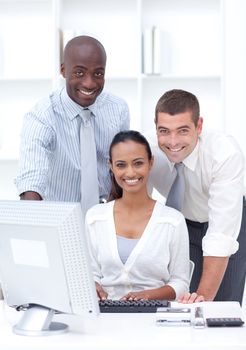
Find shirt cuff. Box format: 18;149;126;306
202;232;239;256
16;185;45;199
168;281;189;300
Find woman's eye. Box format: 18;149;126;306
134;161;144;167
116;163;125;168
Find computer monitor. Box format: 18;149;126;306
0;200;99;336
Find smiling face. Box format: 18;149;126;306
61;37;106;107
110;140;153;195
156;111;203;163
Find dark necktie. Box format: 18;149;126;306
166;163;185;211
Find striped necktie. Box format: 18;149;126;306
80;108;99;217
166;162;185;211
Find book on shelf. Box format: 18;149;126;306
143;27;153;75
142;26;170;75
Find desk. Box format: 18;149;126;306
0;301;246;350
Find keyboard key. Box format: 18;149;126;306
99;299;169;313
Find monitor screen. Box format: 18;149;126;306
0;200;99;336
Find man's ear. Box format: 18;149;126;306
197;117;203;135
61;63;65;78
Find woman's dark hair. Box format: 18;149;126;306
108;130;152;201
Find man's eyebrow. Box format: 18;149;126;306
177;125;191;129
157;124;191;130
73;65;105;70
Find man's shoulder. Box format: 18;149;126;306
96;90;128;108
28;89;61;119
200;129;243;156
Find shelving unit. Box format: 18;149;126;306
1;0;246;198
0;0;222;156
57;0;223;132
0;0;54;161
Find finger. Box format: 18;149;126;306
97;288;108;300
120;293;131;301
187;292;199;303
178;293;191;303
194;295;205;302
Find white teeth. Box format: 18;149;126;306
169;147;183;152
125;179;139;184
79;89;95;96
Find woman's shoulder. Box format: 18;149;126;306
86;201;114;224
154;201;186;226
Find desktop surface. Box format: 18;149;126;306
0;301;246;350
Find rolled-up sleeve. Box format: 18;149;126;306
202;145;244;257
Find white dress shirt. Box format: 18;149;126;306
85;200;190;300
148;129;245;257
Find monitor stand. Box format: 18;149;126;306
13;305;68;336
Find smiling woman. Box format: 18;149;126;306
85;130;190;302
108;130;153;200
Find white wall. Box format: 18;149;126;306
0;160;19;200
223;0;246;165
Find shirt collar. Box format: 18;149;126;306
61;87;103;120
166;138;200;172
183;139;199;171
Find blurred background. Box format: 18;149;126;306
0;0;246;199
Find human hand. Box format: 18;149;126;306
178;292;205;304
95;282;108;300
120;291;150;301
20;191;42;200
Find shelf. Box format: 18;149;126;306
0;0;54;80
0;149;19;161
0;78;53;83
0;0;226;160
59;0;140;78
141;74;221;80
0;0;49;2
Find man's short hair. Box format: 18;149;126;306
155;89;200;126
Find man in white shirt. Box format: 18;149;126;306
148;89;246;303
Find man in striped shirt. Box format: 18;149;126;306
15;36;130;204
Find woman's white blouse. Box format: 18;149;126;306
85;201;190;300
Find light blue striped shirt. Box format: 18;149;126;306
15;87;130;201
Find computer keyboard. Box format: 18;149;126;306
99;299;170;313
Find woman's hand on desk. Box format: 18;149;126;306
121;286;176;301
120;291;150;301
178;292;205;304
95;282;108;300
